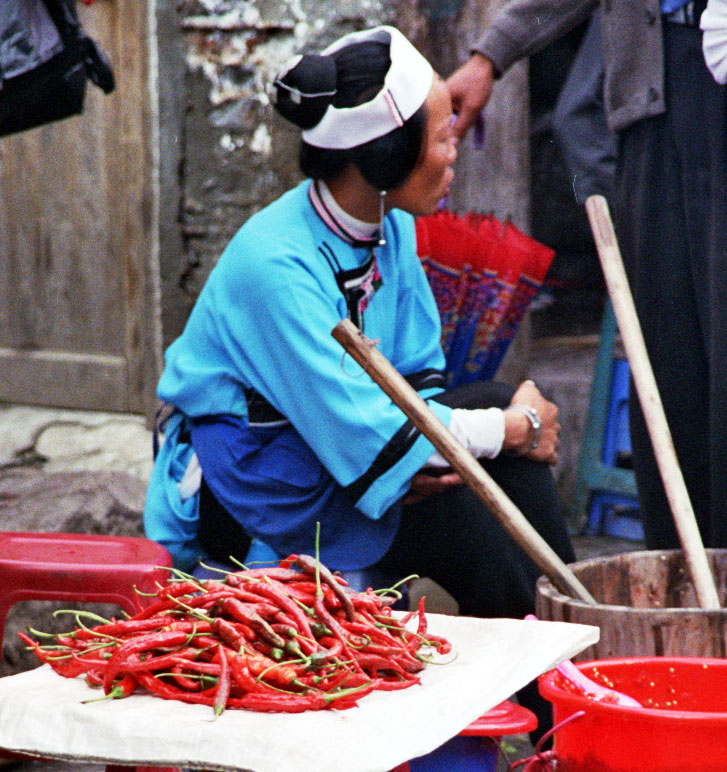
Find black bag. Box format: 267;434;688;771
0;0;115;138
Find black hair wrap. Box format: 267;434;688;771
273;54;337;130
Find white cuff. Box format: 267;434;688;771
425;408;505;468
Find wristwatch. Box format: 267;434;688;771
507;404;542;452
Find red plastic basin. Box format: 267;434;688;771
539;657;727;772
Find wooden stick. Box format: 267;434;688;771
585;194;720;609
331;318;597;605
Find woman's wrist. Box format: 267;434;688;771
502;405;537;455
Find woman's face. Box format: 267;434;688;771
387;76;458;217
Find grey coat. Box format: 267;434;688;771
473;0;666;132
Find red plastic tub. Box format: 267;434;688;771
539;657;727;771
390;699;537;772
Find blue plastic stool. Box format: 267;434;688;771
588;492;643;541
571;300;642;540
585;356;643;541
601;357;632;468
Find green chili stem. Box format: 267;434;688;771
52;609;112;626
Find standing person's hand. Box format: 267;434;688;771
446;53;496;141
502;379;561;464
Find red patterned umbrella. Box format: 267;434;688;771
416;210;555;385
415;212;474;369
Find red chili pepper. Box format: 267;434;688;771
73;616;181;641
242;580;316;640
388;652;426;674
294;555;356;621
85;669;105;687
135;670;218;705
170;659;221;675
370;675;421;691
116;646;202;673
170;666;209;692
417;595;428;635
275;585;317;607
354;653;409;676
247;655;298;687
212;617;247;651
218;597;286;649
17;633;93;679
229;692;330;712
21;556;452;717
163;619;214;635
213;646;231;716
222;648;263;693
226;567;305;584
130;589;235;620
312;597;363;673
158;580;209;599
340;620;402;646
419;633;452;654
238;583;317;655
277;554;298;570
106;673;138;699
136;670;334;712
68;652;114;670
316;667;370;692
306;636;343;669
223;591;281;618
103;629;191;694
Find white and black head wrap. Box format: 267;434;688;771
273;26;434;150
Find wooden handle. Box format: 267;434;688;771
585;195;720;609
332;319;597;605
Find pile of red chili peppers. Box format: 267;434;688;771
19;554;452;716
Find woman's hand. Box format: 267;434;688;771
446;53;496;141
502;379;560;465
403;470;463;505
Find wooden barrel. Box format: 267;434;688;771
536;549;727;661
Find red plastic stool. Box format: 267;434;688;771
0;531;173;649
391;699;538;772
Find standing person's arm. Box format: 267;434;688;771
447;0;597;139
702;0;727;83
551;10;617;203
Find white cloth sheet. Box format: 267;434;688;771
0;615;598;772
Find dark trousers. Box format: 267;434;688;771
614;23;727;549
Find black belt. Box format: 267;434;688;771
245;368;447;426
663;0;707;26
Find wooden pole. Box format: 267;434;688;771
332;319;597;605
585;194;720;610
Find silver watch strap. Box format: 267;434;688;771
507;404;542;451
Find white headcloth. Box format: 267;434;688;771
300;26;434;150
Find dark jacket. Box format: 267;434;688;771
474;0;666;132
